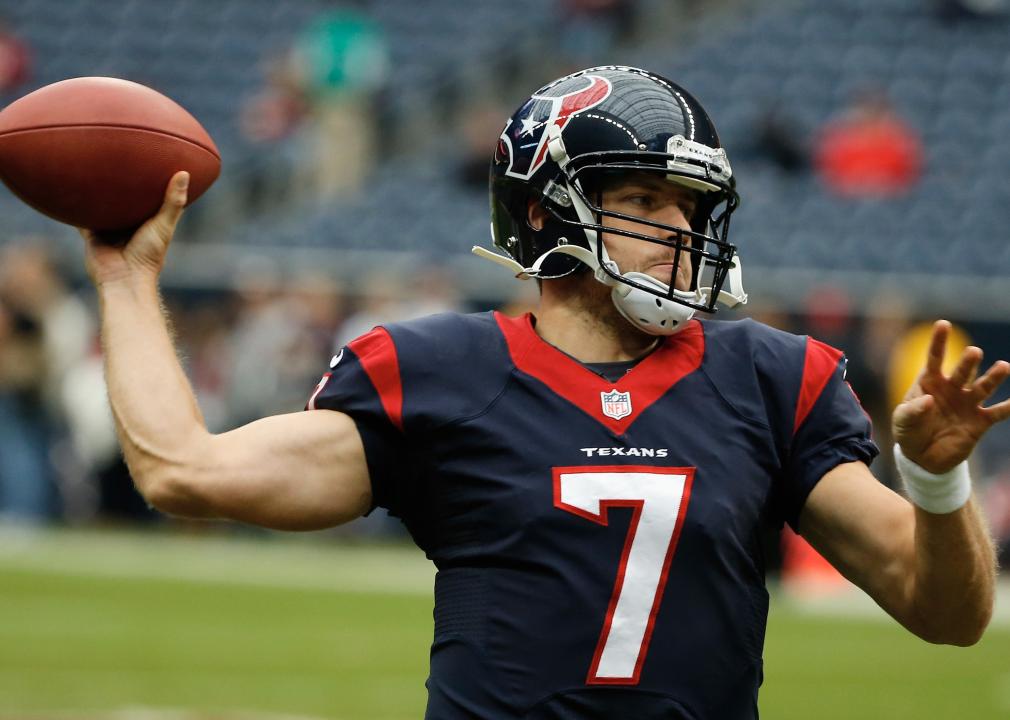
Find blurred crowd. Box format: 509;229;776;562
2;240;1009;569
0;241;469;529
233;0;638;214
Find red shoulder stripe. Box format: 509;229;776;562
348;328;404;432
793;337;843;435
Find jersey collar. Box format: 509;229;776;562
494;312;704;435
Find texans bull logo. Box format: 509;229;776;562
499;74;613;181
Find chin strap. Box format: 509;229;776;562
471;244;529;277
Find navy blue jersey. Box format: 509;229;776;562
306;311;877;719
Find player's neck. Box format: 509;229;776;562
535;279;659;363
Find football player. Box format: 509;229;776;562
83;66;1009;719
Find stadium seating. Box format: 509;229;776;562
3;0;1010;304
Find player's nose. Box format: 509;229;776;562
661;203;691;231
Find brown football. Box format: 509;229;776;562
0;76;221;231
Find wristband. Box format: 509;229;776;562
894;444;971;515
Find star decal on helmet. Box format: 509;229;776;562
501;74;613;181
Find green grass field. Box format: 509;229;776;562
1;527;1008;719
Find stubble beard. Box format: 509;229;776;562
566;269;654;345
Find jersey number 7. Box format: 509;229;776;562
553;465;694;685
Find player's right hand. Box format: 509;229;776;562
79;171;189;288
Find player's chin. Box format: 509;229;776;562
646;263;691;290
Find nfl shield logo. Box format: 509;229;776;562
600;389;632;420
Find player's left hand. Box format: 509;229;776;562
893;320;1010;473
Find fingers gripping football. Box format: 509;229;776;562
81;171;190;286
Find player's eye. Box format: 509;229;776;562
624;192;654;208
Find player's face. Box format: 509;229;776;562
598;174;697;291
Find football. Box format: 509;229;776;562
0;76;221;231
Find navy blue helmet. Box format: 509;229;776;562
484;66;746;334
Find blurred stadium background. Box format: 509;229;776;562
1;0;1010;717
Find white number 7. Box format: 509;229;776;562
553;465;694;685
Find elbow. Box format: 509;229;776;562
141;472;195;517
135;464;214;519
920;623;988;648
943;608;992;647
951;625;989;648
911;600;993;647
127;432;218;519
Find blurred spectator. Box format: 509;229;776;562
237;48;311;211
0;244;94;395
749;107;809;174
58;338;149;522
240;50;310;145
401;266;462;320
291;272;348;353
457;102;507;191
224;259;325;425
801;284;855;348
0;298;54;522
0;17;30;94
335;266;462;350
291;5;390;201
0;243;95;522
175;298;234;434
815;89;923;197
335;270;407;348
556;0;637;70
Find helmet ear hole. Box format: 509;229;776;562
526;198;550;231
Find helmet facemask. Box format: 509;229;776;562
543;157;740;314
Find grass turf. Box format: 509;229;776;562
0;527;1007;719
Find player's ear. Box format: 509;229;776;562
527;199;549;231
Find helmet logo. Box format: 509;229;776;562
600;389;632;420
501;74;613;181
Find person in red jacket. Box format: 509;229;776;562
0;18;30;93
816;88;923;197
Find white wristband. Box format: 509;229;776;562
894;444;972;515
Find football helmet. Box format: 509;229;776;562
474;65;747;335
